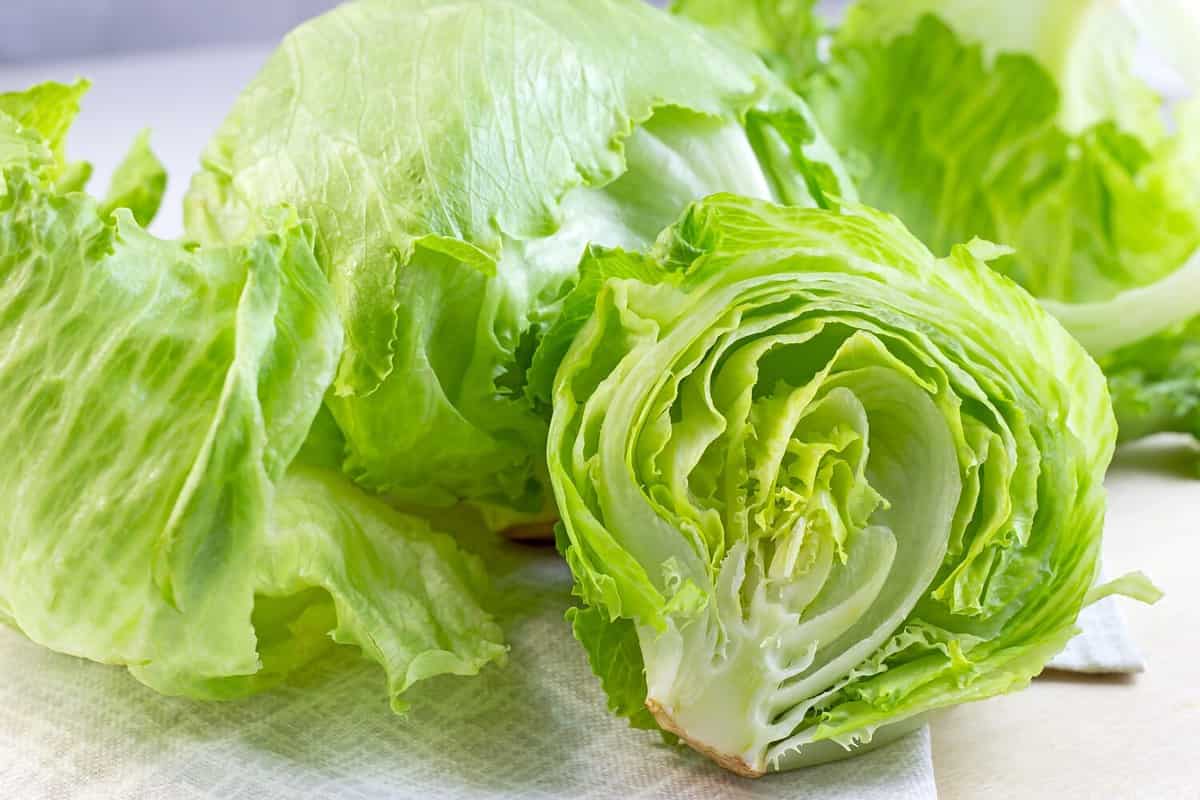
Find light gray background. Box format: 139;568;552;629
0;1;860;64
0;1;341;63
0;0;691;63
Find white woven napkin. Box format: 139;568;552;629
1048;573;1146;674
0;521;1146;800
0;534;936;800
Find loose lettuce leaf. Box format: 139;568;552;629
185;0;854;516
244;465;508;711
0;157;504;705
546;194;1126;774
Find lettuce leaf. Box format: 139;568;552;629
100;129;167;227
805;5;1200;442
184;0;855;518
0;93;505;705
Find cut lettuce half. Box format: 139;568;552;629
543;194;1153;775
184;0;855;520
0;88;505;706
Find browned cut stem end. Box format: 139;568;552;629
646;698;765;778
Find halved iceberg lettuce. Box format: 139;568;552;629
541;194;1152;774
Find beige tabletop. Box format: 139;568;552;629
933;436;1200;799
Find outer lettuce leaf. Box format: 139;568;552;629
796;6;1200;439
837;0;1164;138
244;465;507;711
546;194;1123;774
0;81;90;185
0;80;89;178
0;156;504;704
0;82;165;226
567;605;659;732
185;0;854;517
807;14;1200;306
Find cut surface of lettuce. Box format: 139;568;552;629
185;0;855;518
545;194;1128;775
0;141;504;704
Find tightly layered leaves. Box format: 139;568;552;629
185;0;854;519
795;2;1200;440
0;86;504;707
544;194;1121;775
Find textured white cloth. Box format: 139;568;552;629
1048;588;1146;674
0;537;937;800
0;526;1145;800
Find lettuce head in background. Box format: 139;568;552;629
184;0;856;530
0;82;505;708
676;0;1200;444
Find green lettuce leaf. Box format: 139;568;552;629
794;4;1200;440
1102;315;1200;442
0;80;91;185
806;11;1200;304
100;129;167;227
0;153;504;705
567;605;659;732
546;194;1130;774
836;0;1166;138
0;80;89;177
184;0;854;518
0;82;165;223
670;0;822;86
